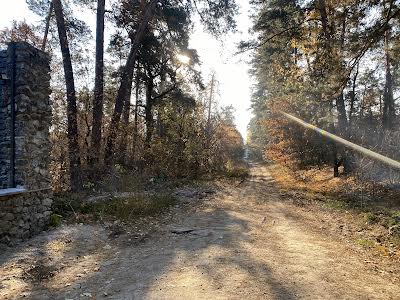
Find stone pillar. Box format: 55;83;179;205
0;49;10;188
0;42;51;189
0;42;52;247
14;42;52;189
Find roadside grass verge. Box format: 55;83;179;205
52;192;177;224
52;161;247;227
83;193;177;222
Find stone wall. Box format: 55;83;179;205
0;190;52;246
0;42;52;248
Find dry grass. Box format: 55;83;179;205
53;192;177;224
268;164;354;195
225;164;249;179
268;164;399;209
85;193;177;222
267;163;400;255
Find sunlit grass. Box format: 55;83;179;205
356;238;375;248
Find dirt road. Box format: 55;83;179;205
1;164;399;299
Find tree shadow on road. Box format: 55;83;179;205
82;193;300;300
0;224;110;299
0;167;299;300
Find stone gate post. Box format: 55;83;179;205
0;42;52;248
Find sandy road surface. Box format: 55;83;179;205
1;164;399;299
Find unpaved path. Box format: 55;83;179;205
1;164;399;299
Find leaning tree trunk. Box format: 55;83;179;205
53;0;82;191
41;1;53;51
90;0;106;167
104;0;158;165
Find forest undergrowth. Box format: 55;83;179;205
50;160;250;235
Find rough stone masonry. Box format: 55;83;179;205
0;42;52;248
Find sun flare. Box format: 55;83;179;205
177;54;190;64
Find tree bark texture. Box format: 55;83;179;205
145;77;154;149
90;0;106;166
53;0;82;191
382;29;395;130
41;1;53;51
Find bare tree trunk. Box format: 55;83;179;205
348;64;359;127
318;0;338;177
117;68;135;164
41;1;53;51
319;0;351;176
317;0;330;41
382;28;395;130
336;92;348;133
53;0;82;191
207;73;215;133
336;92;351;175
104;0;157;165
132;79;140;162
145;77;154;149
90;0;106;166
